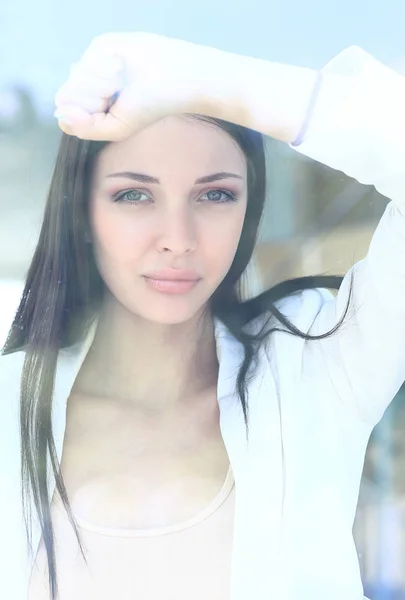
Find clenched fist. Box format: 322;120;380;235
54;32;238;141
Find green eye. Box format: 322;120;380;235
113;190;151;204
199;189;237;203
112;188;238;205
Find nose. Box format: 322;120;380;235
156;206;197;255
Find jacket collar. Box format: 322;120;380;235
37;314;284;600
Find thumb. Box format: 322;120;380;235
54;103;133;142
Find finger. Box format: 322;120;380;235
55;88;121;118
53;100;129;141
81;32;139;62
57;110;131;142
55;85;152;142
55;72;125;109
57;95;110;115
69;55;125;79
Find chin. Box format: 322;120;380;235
104;278;212;326
133;304;206;325
120;288;209;325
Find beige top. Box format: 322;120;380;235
29;465;235;600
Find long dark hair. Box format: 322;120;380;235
2;115;352;598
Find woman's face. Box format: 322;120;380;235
89;115;248;324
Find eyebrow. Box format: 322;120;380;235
105;171;244;184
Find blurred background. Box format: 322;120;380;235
1;1;405;597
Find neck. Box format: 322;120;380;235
76;295;219;412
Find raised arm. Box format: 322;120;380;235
291;47;405;426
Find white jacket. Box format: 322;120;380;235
1;46;405;600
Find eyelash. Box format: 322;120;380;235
112;188;238;205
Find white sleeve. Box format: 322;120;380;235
291;46;405;426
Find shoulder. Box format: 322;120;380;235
0;351;25;484
0;348;28;556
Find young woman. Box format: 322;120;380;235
1;32;404;600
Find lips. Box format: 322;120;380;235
143;269;200;282
142;270;201;295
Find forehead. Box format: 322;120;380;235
94;115;247;180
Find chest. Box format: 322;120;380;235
58;390;230;529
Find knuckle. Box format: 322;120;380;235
54;86;69;106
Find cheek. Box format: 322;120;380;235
90;207;146;267
202;209;246;275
